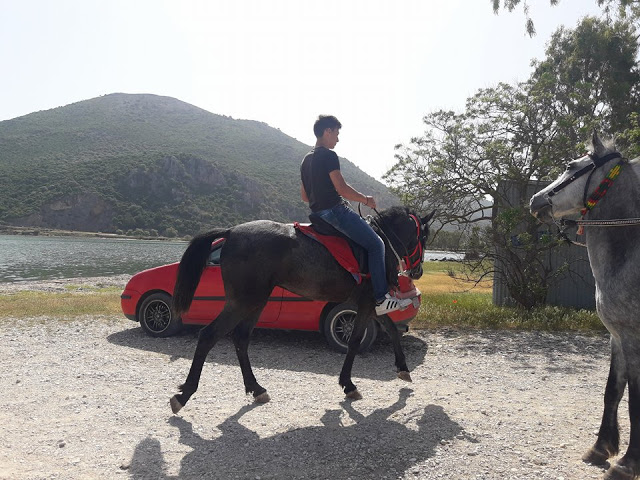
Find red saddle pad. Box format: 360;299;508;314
294;222;368;284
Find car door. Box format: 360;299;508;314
186;242;282;324
276;289;325;331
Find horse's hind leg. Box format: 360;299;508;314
231;318;270;403
339;299;375;400
583;336;627;466
376;314;411;382
170;307;240;414
339;320;366;400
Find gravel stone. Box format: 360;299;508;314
0;277;617;479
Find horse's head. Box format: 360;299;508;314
530;131;623;224
376;207;435;280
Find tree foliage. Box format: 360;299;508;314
491;0;640;36
530;18;640;139
386;82;559;309
385;17;640;309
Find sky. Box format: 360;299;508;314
0;0;603;181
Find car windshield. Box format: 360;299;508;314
208;245;222;265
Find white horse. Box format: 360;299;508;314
530;131;640;480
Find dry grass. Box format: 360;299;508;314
0;263;603;331
414;263;492;295
0;287;122;318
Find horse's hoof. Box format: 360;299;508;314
604;462;635;480
397;371;412;382
582;446;611;466
170;395;183;414
254;392;271;404
345;389;363;401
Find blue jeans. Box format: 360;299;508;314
316;202;387;301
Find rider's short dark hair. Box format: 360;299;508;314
313;115;342;138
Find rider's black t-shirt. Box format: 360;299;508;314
300;147;342;212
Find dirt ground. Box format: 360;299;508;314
0;306;623;480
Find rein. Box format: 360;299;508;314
363;206;423;275
556;215;640;248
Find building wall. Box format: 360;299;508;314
493;180;596;310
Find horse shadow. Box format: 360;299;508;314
127;388;466;480
107;325;429;382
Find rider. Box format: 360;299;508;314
300;115;411;315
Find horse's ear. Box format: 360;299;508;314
421;210;436;225
592;129;606;154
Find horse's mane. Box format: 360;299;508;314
376;206;413;225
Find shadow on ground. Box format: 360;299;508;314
127;388;466;480
431;328;610;375
107;325;429;382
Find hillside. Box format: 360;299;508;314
0;93;400;236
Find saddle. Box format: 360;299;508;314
294;213;369;284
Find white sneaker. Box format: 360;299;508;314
375;293;412;316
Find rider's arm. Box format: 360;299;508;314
300;183;309;203
329;170;376;209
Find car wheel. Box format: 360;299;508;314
138;292;182;337
323;303;377;353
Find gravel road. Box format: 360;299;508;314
0;277;619;480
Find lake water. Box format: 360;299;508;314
0;235;187;283
0;234;463;283
424;251;464;262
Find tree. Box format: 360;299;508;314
530;18;640;137
491;0;640;36
385;17;640;309
163;226;179;238
386;81;560;309
617;112;640;157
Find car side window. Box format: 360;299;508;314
208;246;222;265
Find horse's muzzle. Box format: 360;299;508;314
408;264;423;280
530;197;554;224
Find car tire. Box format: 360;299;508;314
323;303;377;353
138;292;182;337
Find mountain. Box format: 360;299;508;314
0;93;400;236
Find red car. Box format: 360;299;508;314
121;239;421;352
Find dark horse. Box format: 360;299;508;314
531;132;640;480
170;206;435;414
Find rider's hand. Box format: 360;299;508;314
364;196;377;209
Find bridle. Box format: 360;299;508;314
403;214;425;270
543;150;640;245
545;152;623;206
368;210;425;275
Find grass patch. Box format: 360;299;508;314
412;261;604;332
418;261;493;294
0;287;122;318
0;263;605;331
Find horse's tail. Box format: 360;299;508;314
173;229;230;316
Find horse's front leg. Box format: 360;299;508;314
231;318;270;404
605;369;640;480
376;314;411;382
583;336;626;466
